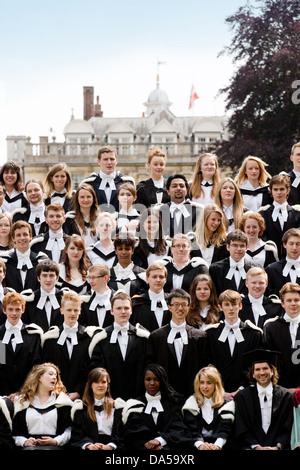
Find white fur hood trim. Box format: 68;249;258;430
135;323;150;339
41;325;60;347
88;328;108;358
0;397;12;430
122;399;145;424
182;395;199;416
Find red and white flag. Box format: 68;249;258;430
188;84;199;110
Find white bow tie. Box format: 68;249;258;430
46;232;65;251
90;292;110;311
17;253;33;270
292;171;300;188
37;293;60;310
167;324;188;344
110;324;129;343
170;203;189;218
218;324;244;343
99;174;116;191
2;325;23;345
284;314;300;324
144;393;164;414
31;205;44;213
149;293;167;311
282;259;300;279
57;325;78;345
226;261;246;280
272;203;288;222
115;265;136;281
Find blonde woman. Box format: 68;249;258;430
70;368;125;450
189;153;220;206
235;156;271;212
182;365;235;450
87;212;117;268
215;177;247;233
0;212;14;250
12;362;73;450
136;146;169;207
44;163;74;213
192;204;228;265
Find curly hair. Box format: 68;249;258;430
18;363;66;404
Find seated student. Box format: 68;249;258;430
234;349;293;450
121;363;191;451
209;230;259;297
266;228;300;296
30;203;67;264
205;290;263;400
131;262;171;332
116;183;140;236
259;174;300;259
12;362;73;450
82;145;135;212
108;234;147;297
89;291;150;401
42;291;94;400
239;211;278;268
182;365;235;450
136;146;170;208
1;220;48;293
70;367;125;450
12;179;47;237
155;174;203;238
87;212;117;269
0;292;42;399
240;267;283;329
43;162;74;213
21;259;65;332
146;289;207;400
0;395;14;449
79;264;115;328
263;282;300;390
161;233;209;294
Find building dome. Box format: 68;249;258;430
63;117;94;135
147;86;170;104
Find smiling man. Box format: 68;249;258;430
12;179;47;237
234;349;293;450
146;288;206;400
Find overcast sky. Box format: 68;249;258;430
0;0;245;163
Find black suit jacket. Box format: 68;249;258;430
209;257;259;297
146;323;206;398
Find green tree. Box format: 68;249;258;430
217;0;300;174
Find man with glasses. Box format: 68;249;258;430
146;288;207;401
79;263;115;328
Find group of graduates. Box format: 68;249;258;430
1;143;300;450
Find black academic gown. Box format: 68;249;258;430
22;287;65;332
0;323;42;396
12;206;48;237
146;323;206;399
240;294;284;329
204;320;263;393
30;230;68;262
263;316;300;389
0;396;15;449
41;324;93;397
154;199;203;238
234;383;293;450
162;256;209;294
265;259;300;296
89;323;150;400
209;257;259;297
122;395;192;451
78;289;115;328
131;291;171;332
287;170;300;205
136;177;170;208
108;264;147;297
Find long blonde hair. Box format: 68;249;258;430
214;177;245;230
18;363;66;404
194;204;227;249
235;156;271;187
193;365;225;409
43;163;73;198
189;153;220;200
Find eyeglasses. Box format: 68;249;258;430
170;302;189;309
87;275;105;281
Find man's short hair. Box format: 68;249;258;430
225;229;248;246
36;259;60;277
167;288;191;306
219;289;242;305
282;228;300;245
146;262;167;278
12;220;32;238
61;290;82;308
166;174;189;190
88;263;110;277
279;282;300;301
97;145;117;160
111;291;131;309
2;291;25;311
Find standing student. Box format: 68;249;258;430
205;290;263;400
70;367;125;450
146;289;207;399
42;291;93;400
2;220;48;293
0;292;42;399
182;365;235;450
83;145;135;212
122;363;191;451
235;156;271;212
43;163;74;213
12;362;73;450
136;146;169;208
116;183;140;235
209;230;258;297
87;212;117;269
79;263;115;328
263;282;300;390
12;179;47;237
89;291;150;400
214;177;247;234
234;349;293;450
188;153;220;206
131;262;171;332
259;174;300;259
30;203;67;264
0;161;27;214
58;234;90;295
